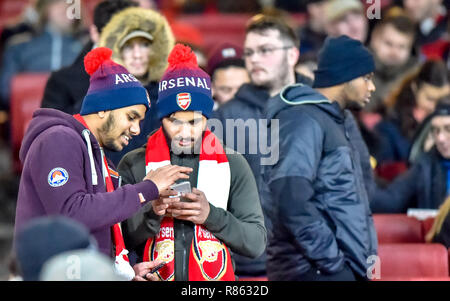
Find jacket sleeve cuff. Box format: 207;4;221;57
203;203;224;231
133;180;159;205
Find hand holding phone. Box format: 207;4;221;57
145;262;166;279
170;181;192;202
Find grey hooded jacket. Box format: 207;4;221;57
262;84;378;280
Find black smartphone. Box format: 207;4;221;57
145;262;166;279
149;262;166;274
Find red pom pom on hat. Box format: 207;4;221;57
84;47;113;76
167;44;198;69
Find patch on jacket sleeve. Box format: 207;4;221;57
48;168;69;187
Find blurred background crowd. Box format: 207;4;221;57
1;0;450;280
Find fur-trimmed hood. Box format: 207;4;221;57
98;7;174;83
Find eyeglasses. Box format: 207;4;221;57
243;45;293;58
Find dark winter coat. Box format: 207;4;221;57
371;147;448;213
211;73;312;275
262;83;378;280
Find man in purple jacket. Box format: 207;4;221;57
14;47;192;280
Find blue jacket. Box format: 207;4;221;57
374;118;411;164
211;74;312;276
371;147;448;213
262;84;378;280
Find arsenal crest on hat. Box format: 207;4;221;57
177;92;191;110
157;44;214;119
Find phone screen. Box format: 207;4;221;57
170;181;192;202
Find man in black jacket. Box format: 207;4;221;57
262;35;378;281
211;14;312;277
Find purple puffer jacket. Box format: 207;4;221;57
14;108;159;256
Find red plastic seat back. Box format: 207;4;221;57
374;214;424;243
375;161;408;182
0;0;29;27
175;13;307;54
421;217;436;240
10;73;50;172
378;243;449;279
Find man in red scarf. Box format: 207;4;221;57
15;47;193;281
118;44;267;281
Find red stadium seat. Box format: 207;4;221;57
373;214;424;243
10;72;50;172
0;0;29;27
377;243;449;280
422;217;436;239
175;13;306;54
175;14;249;54
375;161;408;182
80;0;103;27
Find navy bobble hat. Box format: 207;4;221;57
313;35;375;88
157;44;214;119
80;47;151;115
15;216;95;281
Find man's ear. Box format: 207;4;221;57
202;115;208;131
288;47;300;68
97;111;107;118
89;25;100;44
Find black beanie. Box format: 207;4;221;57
313;35;375;88
430;100;450;118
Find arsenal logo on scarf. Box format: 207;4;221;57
189;225;233;280
143;127;235;281
143;218;175;281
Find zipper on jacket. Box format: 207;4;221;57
181;221;187;280
345;117;376;254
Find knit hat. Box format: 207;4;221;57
313;35;375;88
80;47;151;115
40;249;127;281
157;44;214;119
430;98;450;118
15;216;96;281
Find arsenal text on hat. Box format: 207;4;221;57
115;73;139;84
158;77;211;92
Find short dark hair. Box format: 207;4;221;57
211;59;246;80
93;0;139;33
373;12;416;38
245;14;299;48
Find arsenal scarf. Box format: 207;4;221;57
143;127;235;281
73;114;135;280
